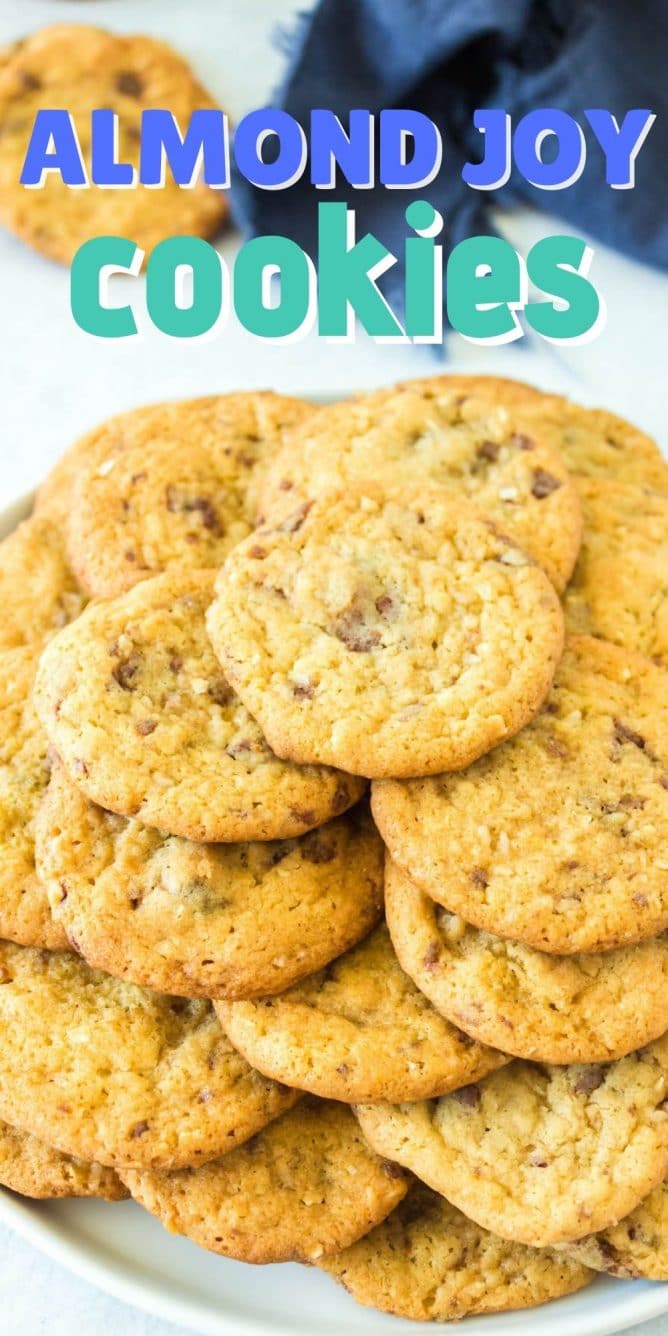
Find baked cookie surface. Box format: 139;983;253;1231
121;1098;408;1263
357;1035;668;1246
218;922;506;1102
208;488;564;779
321;1182;594;1321
565;478;668;666
259;379;582;592
34;570;363;841
0;648;66;949
564;1181;668;1280
373;635;668;953
66;394;314;597
0;1119;126;1201
0;941;298;1169
385;860;668;1063
36;764;383;999
0;516;84;652
0;24;228;264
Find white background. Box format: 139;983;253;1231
0;1;666;1333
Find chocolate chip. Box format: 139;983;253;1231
226;738;252;758
169;655;183;674
130;1120;149;1138
276;501;313;533
613;719;646;750
336;1064;350;1076
192;497;222;533
249;545;267;559
381;1160;406;1180
292;681;315;699
452;1084;481;1108
19;70;41;91
332;604;381;653
512;433;535;450
531;468;561;499
196;1089;213;1104
135;719;157;736
112;655;141;691
116;71;144;98
302;833;336;864
331;783;352;814
209;679;232;707
278;479;293;491
476;440;500;463
543;734;571;760
291;807;316;827
529;1152;549;1167
375;593;394;616
659;776;668;790
573;1066;605;1095
470;867;489;888
423;942;440;971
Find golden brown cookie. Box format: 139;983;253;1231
259;379;583;592
392;375;668;489
208;487;564;779
0;1120;127;1201
373;635;668;954
357;1035;668;1246
217;923;506;1101
564;478;668;666
121;1098;409;1263
0;647;66;949
36;764;383;998
34;570;364;841
385;859;668;1063
0;515;85;652
0;940;298;1169
0;25;228;264
65;394;315;597
564;1181;668;1280
321;1183;594;1320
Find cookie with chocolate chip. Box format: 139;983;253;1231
321;1183;594;1321
0;24;228;264
0;1119;126;1201
34;569;363;841
218;922;506;1101
565;477;668;666
259;378;582;592
65;393;314;597
36;762;382;999
373;635;668;953
357;1034;668;1247
207;487;564;780
0;940;298;1169
564;1180;668;1280
385;858;668;1063
121;1097;408;1263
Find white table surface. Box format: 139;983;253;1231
0;1;666;1332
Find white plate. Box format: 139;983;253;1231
2;489;668;1336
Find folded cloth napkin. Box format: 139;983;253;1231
231;0;668;319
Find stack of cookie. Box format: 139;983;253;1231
0;377;666;1324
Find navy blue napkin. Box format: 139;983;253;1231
231;0;668;319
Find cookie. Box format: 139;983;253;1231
121;1098;408;1264
34;570;363;841
564;1181;668;1280
357;1035;668;1246
0;1120;126;1201
321;1182;594;1321
392;375;668;489
0;940;298;1169
0;24;228;264
373;635;668;953
259;379;582;592
208;488;564;779
36;763;383;999
0;515;85;652
218;922;506;1102
65;393;315;598
0;647;66;949
564;478;668;666
385;860;668;1064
